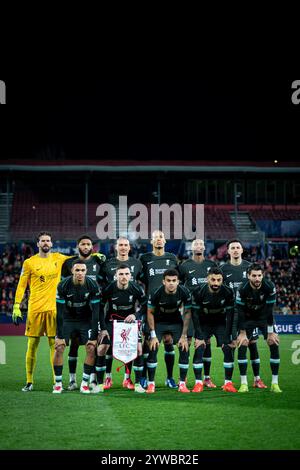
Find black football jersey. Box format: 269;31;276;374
236;278;276;327
139;252;178;295
100;256;143;285
101;280;147;322
221;260;250;295
148;284;192;324
192;283;234;323
56;276;101;339
61;256;102;284
178;258;218;291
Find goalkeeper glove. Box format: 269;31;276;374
12;303;23;326
92;253;106;263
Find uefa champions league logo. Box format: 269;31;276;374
295;324;300;334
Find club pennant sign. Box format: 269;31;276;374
113;320;139;364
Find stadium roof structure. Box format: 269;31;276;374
1;160;300;173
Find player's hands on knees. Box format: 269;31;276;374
12;303;23;326
149;337;159;350
194;339;206;349
178;335;188;352
236;333;249;348
124;314;136;323
86;340;97;349
267;332;280;346
55;338;66;350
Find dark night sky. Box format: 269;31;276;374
1;78;299;162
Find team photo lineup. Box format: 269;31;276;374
1;79;300;455
12;230;281;395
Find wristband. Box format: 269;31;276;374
150;330;156;339
267;326;274;333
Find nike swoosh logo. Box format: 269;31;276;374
66;294;73;297
111;267;117;271
147;261;154;264
112;297;119;300
226;274;233;278
189;270;196;274
202;301;210;304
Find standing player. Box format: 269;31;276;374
100;237;142;284
12;232;71;391
53;260;104;394
139;230;178;389
221;239;267;389
97;264;148;393
100;237;142;389
192;267;237;392
61;235;105;391
236;263;281;393
178;239;218;388
146;269;192;393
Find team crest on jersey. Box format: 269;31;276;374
85;293;89;298
243;271;247;278
260;295;265;301
131;266;134;272
93;264;97;271
129;295;133;302
166;260;170;266
39;275;45;283
221;299;225;304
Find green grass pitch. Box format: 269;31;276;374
0;335;300;450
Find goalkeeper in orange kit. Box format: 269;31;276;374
12;232;72;391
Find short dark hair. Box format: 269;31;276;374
163;268;179;279
226;238;243;249
36;231;52;242
77;235;94;245
208;267;223;277
247;263;264;274
116;264;130;272
71;259;87;268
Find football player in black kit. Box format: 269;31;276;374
221;239;267;389
61;235;106;391
100;236;142;284
146;269;192;393
192;267;237;393
178;239;218;388
139;230;178;389
100;237;143;389
97;264;148;393
236;263;282;393
53;260;107;394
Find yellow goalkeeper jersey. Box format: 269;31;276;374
15;253;70;314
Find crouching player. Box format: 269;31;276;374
97;264;148;393
146;269;192;393
53;260;107;394
192;268;237;393
236;263;281;393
